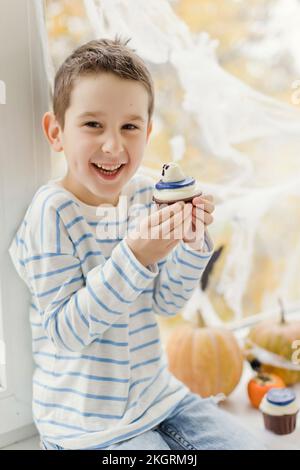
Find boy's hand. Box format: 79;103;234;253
125;201;191;268
191;194;214;227
182;194;215;248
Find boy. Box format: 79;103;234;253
9;38;263;450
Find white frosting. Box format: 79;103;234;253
153;163;201;202
161;163;186;182
259;395;299;416
153;183;202;202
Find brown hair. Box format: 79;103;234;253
53;37;154;130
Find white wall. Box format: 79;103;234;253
0;0;50;447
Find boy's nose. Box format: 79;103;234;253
101;135;124;155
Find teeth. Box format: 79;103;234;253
94;163;123;171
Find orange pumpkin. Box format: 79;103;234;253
246;299;300;385
166;311;244;397
247;373;285;408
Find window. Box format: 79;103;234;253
47;0;300;324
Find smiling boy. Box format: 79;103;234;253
8;38;263;450
47;70;152;207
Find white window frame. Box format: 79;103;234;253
0;0;50;448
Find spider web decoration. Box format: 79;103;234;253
43;0;300;322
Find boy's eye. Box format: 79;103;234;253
123;124;138;130
84;121;101;128
84;122;138;130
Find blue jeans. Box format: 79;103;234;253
42;392;265;450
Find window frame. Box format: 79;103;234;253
0;0;50;448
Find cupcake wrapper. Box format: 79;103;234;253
262;412;298;435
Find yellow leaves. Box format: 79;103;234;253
48;13;68;37
144;131;172;170
244;256;283;316
157;314;187;346
63;0;86;17
46;0;86;39
174;0;247;50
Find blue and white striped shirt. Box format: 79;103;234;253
8;172;213;450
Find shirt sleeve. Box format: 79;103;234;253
8;202;158;353
152;231;214;317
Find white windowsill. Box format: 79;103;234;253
3;433;40;450
2;362;299;450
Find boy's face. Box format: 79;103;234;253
43;72;152;206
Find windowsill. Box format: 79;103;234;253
158;316;300;450
220;362;300;450
2;433;40;450
2;362;299;450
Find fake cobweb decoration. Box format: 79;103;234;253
46;0;300;323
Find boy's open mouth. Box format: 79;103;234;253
90;162;126;181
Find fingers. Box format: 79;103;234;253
201;194;214;202
193;200;214;214
145;198;213;239
156;203;192;239
150;201;185;227
168;203;192;238
192;207;213;225
192;195;210;204
193;206;214;225
184;216;205;242
192;194;215;214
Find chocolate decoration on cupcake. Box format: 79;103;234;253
152;163;202;206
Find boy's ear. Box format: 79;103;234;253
42;111;64;152
146;120;153;142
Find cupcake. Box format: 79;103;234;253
152;163;202;206
259;388;299;435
